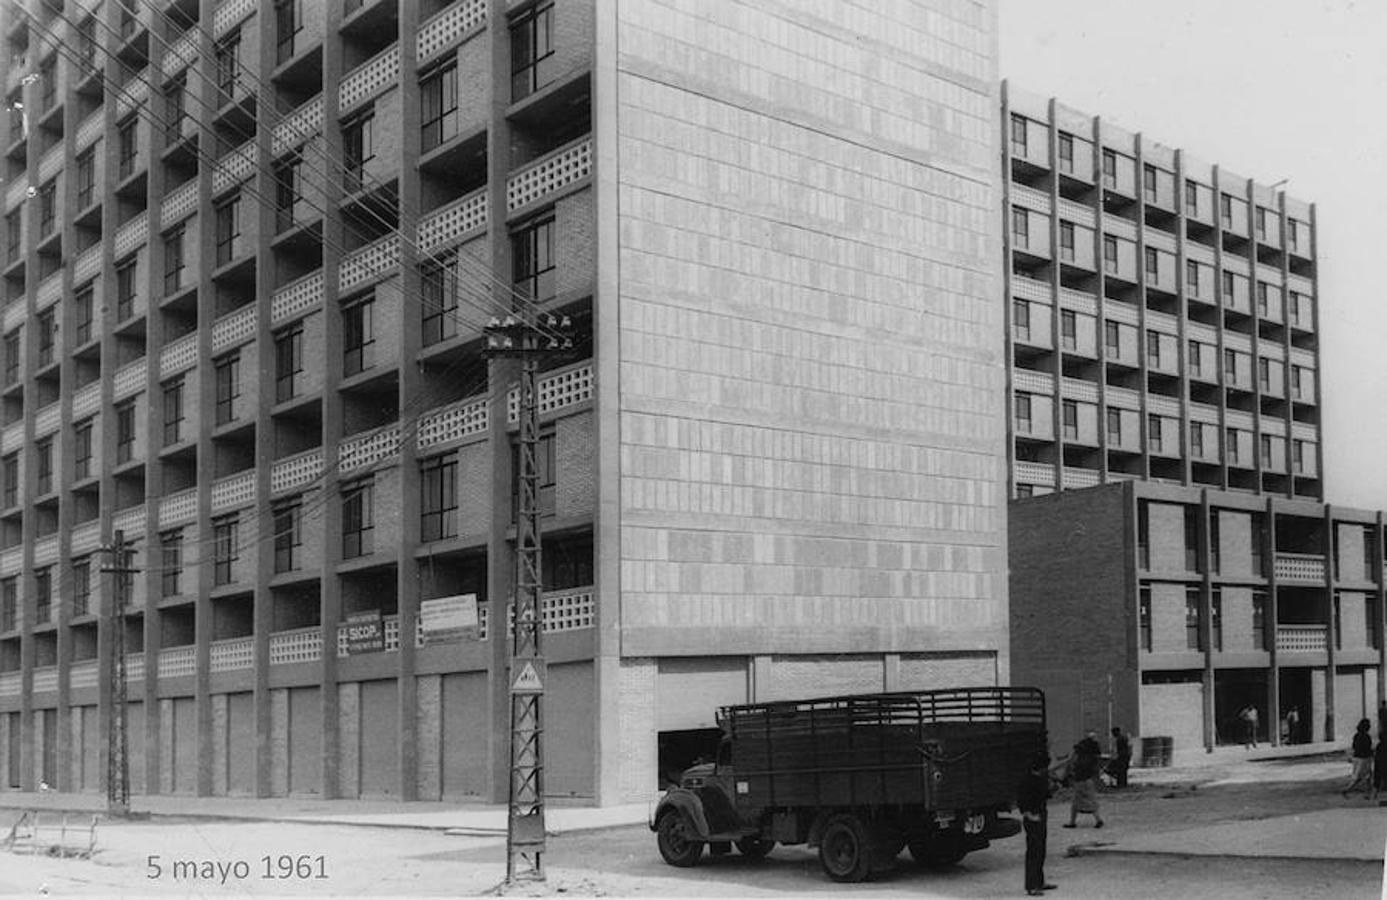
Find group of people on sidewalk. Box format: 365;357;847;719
1341;717;1387;801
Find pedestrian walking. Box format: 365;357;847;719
1344;718;1373;798
1238;705;1259;748
1017;751;1057;896
1373;735;1387;804
1062;731;1104;829
1105;726;1132;788
1283;707;1300;745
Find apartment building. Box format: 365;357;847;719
1001;83;1322;501
1012;481;1383;762
0;0;1006;803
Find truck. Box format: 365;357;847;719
650;686;1046;883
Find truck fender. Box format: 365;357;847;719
652;790;712;839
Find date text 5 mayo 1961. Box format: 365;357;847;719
146;854;328;883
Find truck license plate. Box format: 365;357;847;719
963;814;986;834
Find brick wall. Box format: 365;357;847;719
618;658;657;801
1338;524;1368;582
557;188;595;298
1218;509;1254;577
557;410;595;519
1140;681;1204;763
1151;583;1191;653
1148;501;1189;573
456;37;488;136
1340;592;1370;649
1221;586;1256;651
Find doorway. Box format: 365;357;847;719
1278;668;1312;744
1213;669;1269;746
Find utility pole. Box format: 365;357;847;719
485;313;572;884
100;531;137;817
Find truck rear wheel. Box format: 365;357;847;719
735;837;775;860
819;813;874;883
657;811;704;867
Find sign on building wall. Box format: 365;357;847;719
420;593;479;644
344;610;384;654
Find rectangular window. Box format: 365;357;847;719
1186;260;1200;295
420;62;459;152
274;155;302;233
76;149;96;209
1014;393;1032;434
510;1;555;100
420;454;459;542
74;419;93;480
1260;434;1274;466
35;567;51;624
1212;588;1223;652
1059;221;1075;261
274;323;304;403
163;378;184;446
213;515;238;586
273;500;302;573
1104;320;1120;359
1188;340;1202;378
1210;513;1221;575
1224;349;1238;382
1101;148;1117;188
1148;414;1162;452
1293;439;1306;474
36;437;52;494
1258;357;1272;391
1186;588;1202;650
117;118;138;180
275;0;301;64
1221;270;1235;302
1062;400;1078;440
1190;422;1204;458
117;258;137;320
78;17;98;70
36;309;54;368
1144;247;1158;279
1013;299;1030;342
342;478;374;559
164;74;187;145
512;215;556;303
1057;133;1074;173
164;227;185;295
1139;587;1152;651
1255;206;1267;240
1287;219;1299;251
74;286;94;345
1256;281;1269;317
215;352;240;425
421;254;459;345
39;58;56;111
215;194;241;266
1291;365;1304;399
1220;193;1233;228
1146;330;1161;368
342;297;375;376
117;0;138;39
72;560;91;617
0;578;14;632
38;181;56;237
216;31;242;101
116;400;136;464
1011;207;1029;247
5;211;19;262
2;331;17;386
1143;164;1157;203
1010;113;1028;156
343;111;375;194
1102;235;1118;272
1226;427;1240;464
1288;291;1302;324
161;530;183;597
1;454;15;508
1106;408;1122;444
1060;309;1076;350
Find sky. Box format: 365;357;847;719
999;0;1387;509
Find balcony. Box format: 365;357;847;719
1276;623;1326;653
1273;552;1326;583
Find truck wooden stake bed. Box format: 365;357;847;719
651;687;1047;883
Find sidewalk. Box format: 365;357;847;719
1076;806;1387;863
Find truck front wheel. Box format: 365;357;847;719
656;811;704;867
819;813;874;883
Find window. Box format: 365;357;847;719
273;500;302;573
1010;114;1027;156
215;194;241;265
421;253;459;345
1226;427;1240;464
215;352;240;425
1144;247;1158;279
39;58;56;111
117;258;137;320
1287;219;1299;251
1;454;15;507
77;17;98;70
342;296;375;376
1059;221;1075;261
1102;235;1118;272
1186;260;1199;296
1011;207;1029;247
1101;148;1117;188
162;378;184;446
164;227;185;295
117;118;138;180
1220;193;1233;228
2;331;17;386
1106;408;1122;444
76;148;95;209
1258;357;1272;391
1334;594;1342;651
1290;365;1304;399
274;323;304;403
72;560;91;618
1365;530;1376;583
1013;299;1030;342
1211;588;1223;651
343;111;374;194
74;285;93;345
1060;309;1076;350
1146;331;1161;368
117;0;138;39
1015;483;1034;499
510;1;555;100
1221;270;1235;302
275;0;301;64
1143;165;1157;203
1293;439;1306;474
1255;207;1267;240
1062;400;1078;440
1256;281;1269;317
35;568;51;624
36;309;54;367
5;211;19;262
1185;588;1202;650
1057;133;1074;172
213;515;239;586
1104;320;1120;359
420;62;459;151
1209;513;1221;574
1014;393;1032;434
73;418;93;479
1147;414;1162;452
161;530;183;597
1139;587;1152;651
274;155;302;232
1260;434;1274;466
342;478;374;558
1190;422;1204;458
38;181;56;237
0;578;14;632
420;454;459;542
116;400;136;464
1188;339;1202;378
512;215;555;302
164;74;187;145
1288;291;1302;324
36;437;52;494
1224;349;1238;382
216;31;242;101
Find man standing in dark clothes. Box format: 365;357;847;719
1017;751;1056;896
1108;727;1132;788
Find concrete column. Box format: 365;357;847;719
1199;490;1216;751
1324;505;1337;742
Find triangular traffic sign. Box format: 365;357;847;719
512;660;544;693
